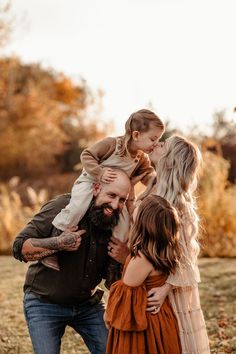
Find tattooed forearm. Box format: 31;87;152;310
57;231;79;250
31;237;60;250
31;230;81;251
24;249;57;261
22;229;85;261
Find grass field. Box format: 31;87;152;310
0;256;235;354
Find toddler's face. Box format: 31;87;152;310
134;127;163;154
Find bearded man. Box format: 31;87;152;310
13;169;130;354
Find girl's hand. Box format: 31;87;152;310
101;168;117;184
146;283;172;314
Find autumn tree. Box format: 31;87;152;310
201;110;236;182
0;58;108;178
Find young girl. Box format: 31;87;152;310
104;195;182;354
42;109;165;278
148;135;210;354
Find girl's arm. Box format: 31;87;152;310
80;137;116;180
123;252;153;287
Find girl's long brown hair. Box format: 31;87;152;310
130;195;181;274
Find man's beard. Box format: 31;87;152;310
88;202;120;230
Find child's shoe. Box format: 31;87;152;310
41;254;60;271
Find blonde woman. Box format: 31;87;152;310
147;135;210;354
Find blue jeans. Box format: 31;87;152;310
23;292;108;354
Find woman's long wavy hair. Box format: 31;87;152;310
118;109;165;156
154;135;202;260
129;195;181;274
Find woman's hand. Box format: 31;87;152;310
108;236;129;264
146;283;172;314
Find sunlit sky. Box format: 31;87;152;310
4;0;236;135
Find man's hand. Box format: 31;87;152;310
100;168;117;184
56;227;86;251
146;283;172;314
108;236;129;264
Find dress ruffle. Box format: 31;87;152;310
106;280;147;331
106;274;182;354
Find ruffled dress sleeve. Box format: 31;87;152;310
106;280;148;331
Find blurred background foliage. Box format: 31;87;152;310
0;2;235;256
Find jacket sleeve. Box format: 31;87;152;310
80;137;116;180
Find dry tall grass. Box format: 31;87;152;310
198;151;236;257
0;177;48;254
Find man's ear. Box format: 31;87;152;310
131;130;140;141
93;182;102;197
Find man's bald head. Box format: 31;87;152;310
93;168;131;213
102;168;131;193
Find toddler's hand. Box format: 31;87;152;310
101;168;117;184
